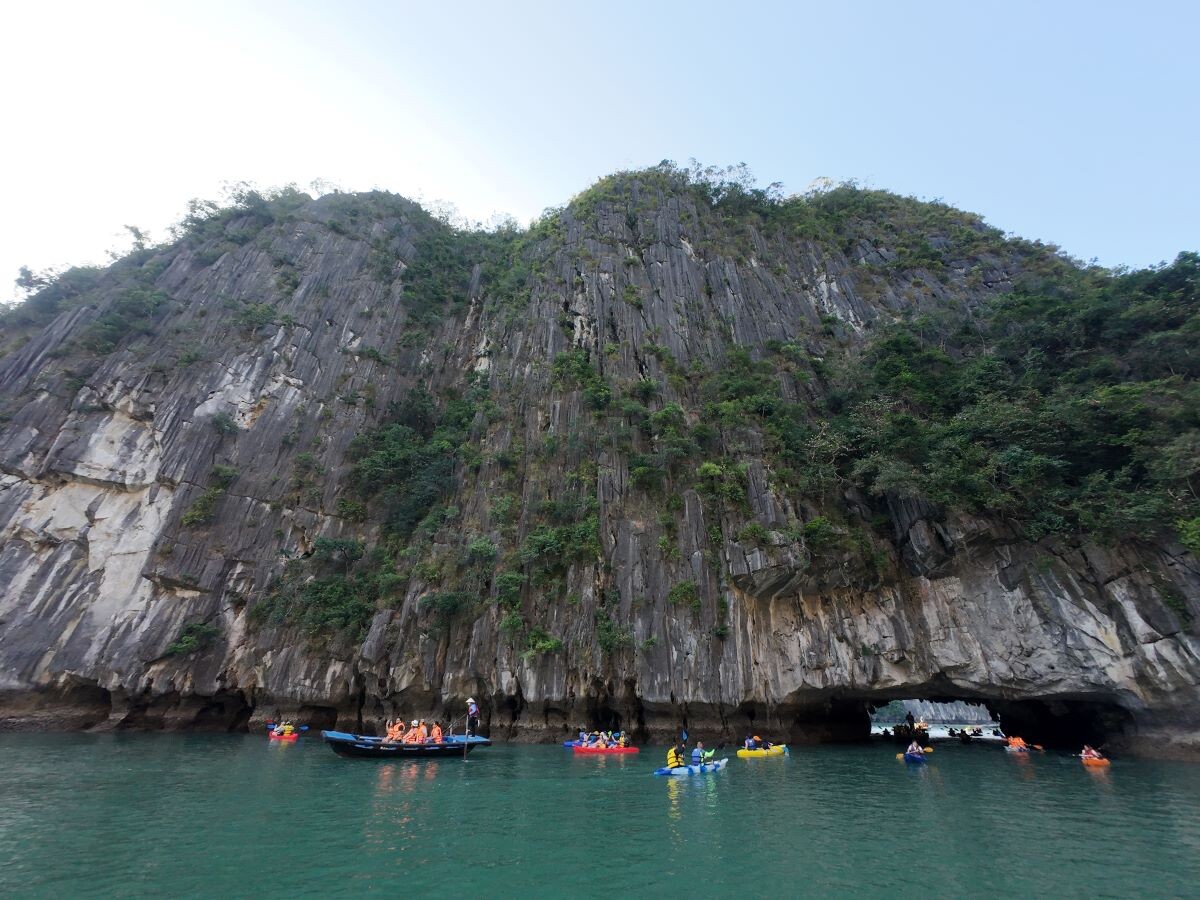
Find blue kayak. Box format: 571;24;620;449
653;758;728;776
903;752;926;764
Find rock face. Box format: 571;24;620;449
0;177;1197;757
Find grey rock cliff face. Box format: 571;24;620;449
0;184;1196;756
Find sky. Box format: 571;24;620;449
1;0;1197;301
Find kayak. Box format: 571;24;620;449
573;745;639;754
903;751;926;764
654;758;728;777
1082;756;1111;767
268;731;299;741
1005;745;1030;753
737;745;787;758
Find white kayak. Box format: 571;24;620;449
653;757;728;776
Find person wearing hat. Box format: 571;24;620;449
466;697;480;737
403;719;420;743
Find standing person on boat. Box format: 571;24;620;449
667;743;685;769
905;710;916;730
466;698;480;737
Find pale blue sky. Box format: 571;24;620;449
2;1;1196;299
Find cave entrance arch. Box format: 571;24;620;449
862;695;1135;751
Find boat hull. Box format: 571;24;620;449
654;758;728;776
737;745;787;758
268;732;299;742
322;730;491;759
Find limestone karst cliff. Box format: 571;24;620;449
1;165;1197;755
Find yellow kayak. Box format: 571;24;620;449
737;745;788;758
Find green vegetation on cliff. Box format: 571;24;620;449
4;165;1196;651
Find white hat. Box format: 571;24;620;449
467;697;476;704
411;719;418;726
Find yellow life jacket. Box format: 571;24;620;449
667;749;683;768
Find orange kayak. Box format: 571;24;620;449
269;731;299;741
1082;756;1110;767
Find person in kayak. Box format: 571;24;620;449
667;744;685;769
429;722;444;743
466;698;480;736
1008;736;1028;750
691;741;706;763
1081;744;1103;760
744;735;757;750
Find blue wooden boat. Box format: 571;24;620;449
322;730;491;759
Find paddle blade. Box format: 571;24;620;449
924;747;934;753
299;725;310;732
895;753;904;760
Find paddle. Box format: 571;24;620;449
895;747;934;759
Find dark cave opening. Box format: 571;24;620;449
862;694;1135;751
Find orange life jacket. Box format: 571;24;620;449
430;725;443;743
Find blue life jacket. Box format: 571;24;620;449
691;748;703;763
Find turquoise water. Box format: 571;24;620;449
1;735;1198;897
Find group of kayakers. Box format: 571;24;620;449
666;740;717;768
383;718;445;745
271;721;297;736
576;730;631;748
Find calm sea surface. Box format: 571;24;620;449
1;733;1197;898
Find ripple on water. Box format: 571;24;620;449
0;736;1198;897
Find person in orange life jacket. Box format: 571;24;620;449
466;698;480;736
382;718;398;743
429;722;444;743
402;719;420;743
416;720;429;742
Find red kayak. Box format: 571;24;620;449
269;731;299;741
573;745;638;754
